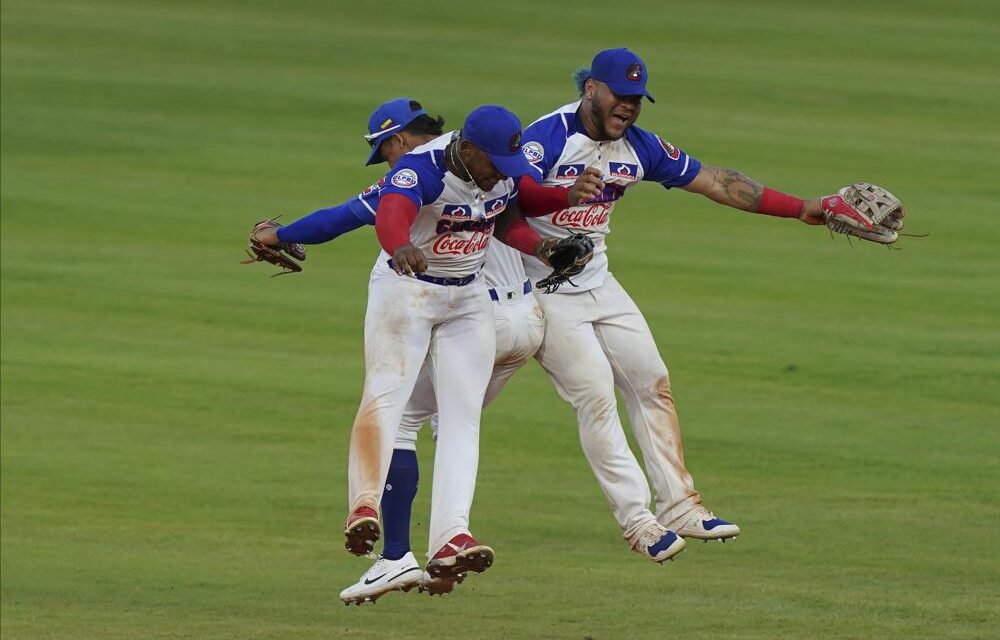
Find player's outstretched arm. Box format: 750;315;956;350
682;165;823;225
252;200;374;247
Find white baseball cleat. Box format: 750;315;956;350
418;570;465;596
674;509;741;542
339;552;423;606
632;523;686;563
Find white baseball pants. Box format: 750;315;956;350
393;289;546;450
347;268;495;554
533;274;703;545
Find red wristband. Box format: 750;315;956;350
518;175;570;217
375;193;419;253
757;187;804;218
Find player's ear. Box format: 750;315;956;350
459;139;475;162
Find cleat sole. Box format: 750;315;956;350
426;547;494;579
343;518;381;556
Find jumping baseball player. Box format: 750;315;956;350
515;48;844;562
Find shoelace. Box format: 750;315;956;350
637;524;669;549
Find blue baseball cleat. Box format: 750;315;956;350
674;509;741;542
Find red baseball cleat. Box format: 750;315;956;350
425;533;494;579
344;506;380;556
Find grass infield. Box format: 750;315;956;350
2;1;998;638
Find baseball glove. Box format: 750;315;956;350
240;218;306;276
821;182;905;245
536;233;595;293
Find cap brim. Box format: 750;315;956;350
364;138;388;166
605;81;655;103
363;110;426;165
488;151;534;178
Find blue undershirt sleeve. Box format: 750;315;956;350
276;199;373;244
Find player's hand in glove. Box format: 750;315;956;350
820;182;905;245
535;233;595;293
240;218;307;276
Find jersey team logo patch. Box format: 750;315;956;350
657;136;681;161
608;162;638;180
556;164;585;179
483;194;509;218
360;177;386;197
391;169;419;188
442;204;473;220
522;141;544;164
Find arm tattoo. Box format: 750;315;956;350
710;167;763;211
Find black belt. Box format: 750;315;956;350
488;279;532;301
387;260;478;287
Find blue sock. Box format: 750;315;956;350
380;449;419;561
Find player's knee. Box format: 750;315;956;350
576;394;618;426
632;373;674;406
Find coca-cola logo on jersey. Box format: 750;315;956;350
432;231;492;255
551;203;611;229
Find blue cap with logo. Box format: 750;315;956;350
461;105;533;179
364;98;428;166
590;48;655;103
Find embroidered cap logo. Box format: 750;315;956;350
626;63;642;82
509;130;522;153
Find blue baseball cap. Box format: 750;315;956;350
364;98;427;166
461;105;533;179
590;48;655;103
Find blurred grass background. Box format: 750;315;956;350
2;1;998;638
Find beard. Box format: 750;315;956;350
589;99;630;141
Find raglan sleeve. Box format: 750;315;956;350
520;116;565;184
378;156;441;208
631;127;702;189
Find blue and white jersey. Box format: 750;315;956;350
347;155;527;288
520;101;701;292
374;132;519;279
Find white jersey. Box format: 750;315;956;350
482;241;528;289
374;132;519;279
520;101;701;292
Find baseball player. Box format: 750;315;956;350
515;48;838;562
342;104;585;600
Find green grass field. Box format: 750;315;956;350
3;1;999;638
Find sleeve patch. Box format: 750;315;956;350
656;135;681;161
522;141;544;164
390;169;419;189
